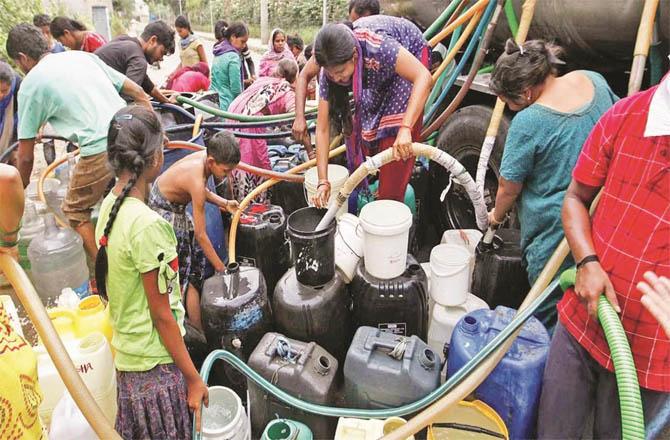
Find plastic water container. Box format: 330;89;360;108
237;203;290;295
447;306;550;439
201;263;272;392
18;202;46;276
76;295;113;344
359;200;413;280
248;333;339;439
334;213;364;283
36;331;117;425
201;386;250;440
344;327;440;409
335;417;415;440
471;229;530;309
304;164;349;219
274;269;352;362
427;294;489;364
440;229;483;258
261;419;313;440
430;244;472;306
427;400;508;440
28;215;89;306
286;207;336;287
350;255;429;340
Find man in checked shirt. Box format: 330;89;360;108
537;73;670;439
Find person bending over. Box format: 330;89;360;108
148;131;240;331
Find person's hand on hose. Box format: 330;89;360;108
187;375;209;435
487;208;505;227
292;116;310;147
638;271;670;337
218;199;240;216
575;258;621;319
393;126;413;161
312;180;331;208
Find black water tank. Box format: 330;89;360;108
350;254;429;340
471;228;530;309
273;269;353;362
200;263;273;392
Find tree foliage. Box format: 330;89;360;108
0;0;42;61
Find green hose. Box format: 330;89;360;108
198;279;559;420
504;0;519;37
560;267;645;439
425;27;462;112
177;96;318;122
423;0;464;40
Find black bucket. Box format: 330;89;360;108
286;207;336;286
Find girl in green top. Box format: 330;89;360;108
211;22;249;110
95;105;208;439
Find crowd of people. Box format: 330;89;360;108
0;1;668;439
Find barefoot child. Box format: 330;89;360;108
149;130;240;331
95;105;208;439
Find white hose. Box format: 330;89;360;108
316;143;489;230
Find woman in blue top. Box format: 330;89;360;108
488;39;618;328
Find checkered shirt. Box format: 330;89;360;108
557;83;670;392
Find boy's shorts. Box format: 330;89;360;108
62;152;114;228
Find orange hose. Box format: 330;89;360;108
432;9;483;82
428;0;489;47
37;149;80;228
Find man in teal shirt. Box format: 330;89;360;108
7;23;151;260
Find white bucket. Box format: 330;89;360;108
202;386;249;440
335;214;365;283
304;164;349;219
440;229;482;279
430;244;472;306
359;200;413;280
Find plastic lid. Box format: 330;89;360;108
359;200;412;236
430;244;471;271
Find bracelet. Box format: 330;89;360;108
317;180;331;189
399;123;413;130
576;254;599;270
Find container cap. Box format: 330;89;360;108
359;200;412;236
430;244;471;270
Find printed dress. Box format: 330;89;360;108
320;15;429;203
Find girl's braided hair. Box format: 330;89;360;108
95;105;164;298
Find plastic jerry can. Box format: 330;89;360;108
236;203;290;296
427;294;489;364
350;254;429;339
273;269;352;362
36;332;117;426
344;326;440;409
247;332;339;439
447;306;550;439
201;263;273;391
471;229;530;309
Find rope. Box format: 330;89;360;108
388;337;409;360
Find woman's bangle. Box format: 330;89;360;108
317;179;331;189
399;123;413;130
